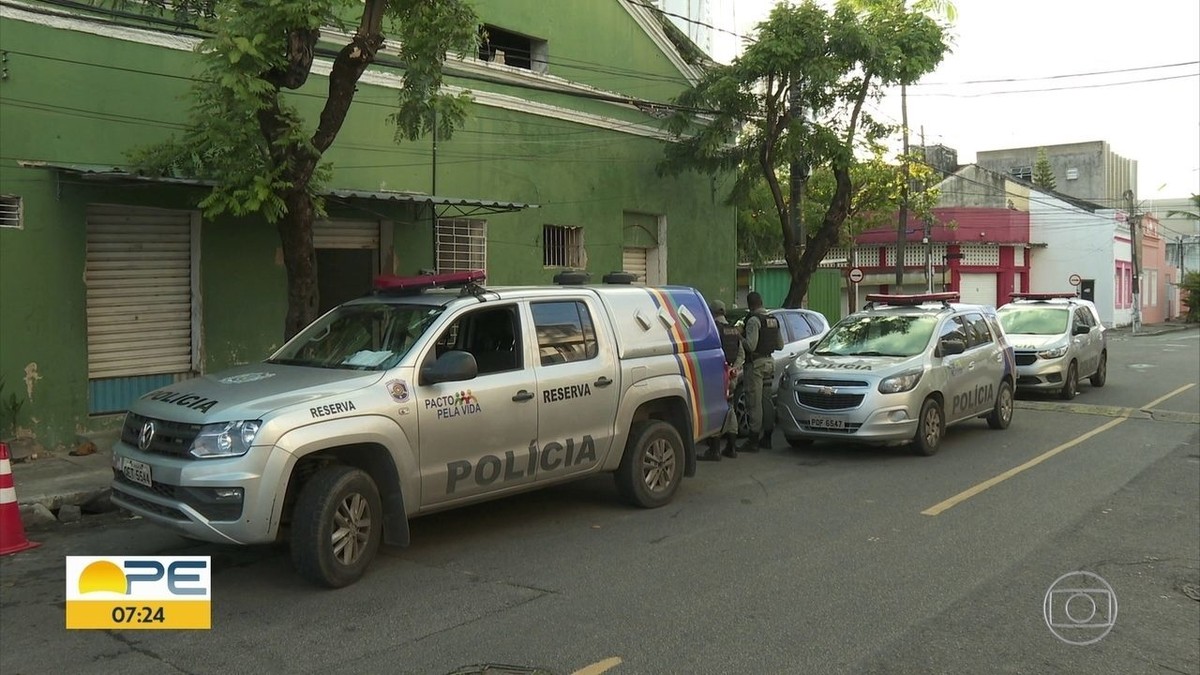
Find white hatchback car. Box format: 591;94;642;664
731;308;831;434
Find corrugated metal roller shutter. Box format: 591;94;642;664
314;219;379;249
86;205;193;379
622;247;647;286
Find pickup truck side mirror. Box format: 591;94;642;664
421;350;478;385
1072;324;1090;336
939;337;967;356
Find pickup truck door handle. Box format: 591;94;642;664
594;376;614;388
512;390;535;402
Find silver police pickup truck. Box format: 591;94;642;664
111;271;728;587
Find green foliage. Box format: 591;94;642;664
0;377;25;439
1165;194;1200;221
1032;147;1056;190
663;0;949;304
1182;271;1200;323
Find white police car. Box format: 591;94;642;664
775;293;1016;455
996;292;1107;400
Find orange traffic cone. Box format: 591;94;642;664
0;441;40;555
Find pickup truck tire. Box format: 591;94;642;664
616;420;684;508
291;465;382;588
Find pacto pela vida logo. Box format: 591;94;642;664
65;556;211;630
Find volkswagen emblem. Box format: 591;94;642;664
138;421;156;451
819;386;836;396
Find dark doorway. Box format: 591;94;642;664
1079;279;1096;303
317;248;376;314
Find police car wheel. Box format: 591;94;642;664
913;397;943;456
291;465;382;588
987;380;1014;430
1090;352;1107;387
616;420;684;508
1059;362;1078;401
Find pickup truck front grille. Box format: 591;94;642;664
121;413;202;458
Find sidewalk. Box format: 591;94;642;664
1106;321;1196;337
9;429;119;524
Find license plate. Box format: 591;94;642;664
808;416;846;430
122;458;153;488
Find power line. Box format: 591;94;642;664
625;0;748;42
907;72;1199;98
915;60;1200;86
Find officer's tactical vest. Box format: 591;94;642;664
750;313;781;359
718;322;742;365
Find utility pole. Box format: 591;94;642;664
895;84;910;292
789;74;808;306
1124;189;1142;333
920;127;933;292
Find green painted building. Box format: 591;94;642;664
0;1;737;448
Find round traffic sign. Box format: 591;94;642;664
1068;274;1082;286
849;267;864;283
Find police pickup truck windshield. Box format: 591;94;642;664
811;315;938;358
997;307;1069;335
268;301;444;370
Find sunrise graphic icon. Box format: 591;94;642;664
77;561;127;595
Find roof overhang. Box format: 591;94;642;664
17;161;537;219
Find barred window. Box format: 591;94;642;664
436;218;487;273
1009;166;1032;182
0;196;22;229
543;224;585;268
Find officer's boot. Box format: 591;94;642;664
698;438;722;462
721;433;738;458
738;434;760;453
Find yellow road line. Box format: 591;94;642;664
921;383;1197;517
572;657;623;675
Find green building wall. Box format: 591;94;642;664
0;2;737;448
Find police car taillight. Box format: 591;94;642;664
373;270;485;293
864;292;960;307
1009;292;1078;301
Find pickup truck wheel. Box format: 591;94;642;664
734;389;750;438
291;466;382;588
616;420;684;508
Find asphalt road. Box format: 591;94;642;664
2;327;1197;675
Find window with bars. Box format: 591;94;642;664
1009;166;1032;181
0;196;22;229
436;218;487;273
543;224;585;268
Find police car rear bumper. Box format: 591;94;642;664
110;441;281;546
775;399;919;442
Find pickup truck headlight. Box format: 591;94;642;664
1038;345;1068;359
189;420;261;459
878;369;924;394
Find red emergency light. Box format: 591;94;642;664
1009;292;1078;301
373;270;486;294
865;292;960;306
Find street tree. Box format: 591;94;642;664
737;155;941;267
1032;147;1057;190
128;0;478;338
661;0;949;307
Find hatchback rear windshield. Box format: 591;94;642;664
997;307;1069;335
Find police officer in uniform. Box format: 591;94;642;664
700;300;744;461
739;292;784;452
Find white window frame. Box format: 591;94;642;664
0;195;22;229
543;224;586;268
436;218;488;273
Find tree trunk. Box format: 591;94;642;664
277;190;319;339
782;165;854;308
